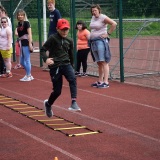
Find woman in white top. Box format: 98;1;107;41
89;4;117;88
0;5;12;76
0;17;12;78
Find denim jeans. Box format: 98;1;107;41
20;46;31;76
92;40;105;62
48;64;77;105
91;38;110;62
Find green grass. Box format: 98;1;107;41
13;18;159;41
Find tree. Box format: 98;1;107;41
122;0;160;17
56;0;70;17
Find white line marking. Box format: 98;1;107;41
56;108;160;143
7;73;160;110
77;88;160;110
0;119;82;160
0;87;159;143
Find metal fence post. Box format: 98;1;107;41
37;0;43;67
10;0;15;62
71;0;77;70
119;0;124;82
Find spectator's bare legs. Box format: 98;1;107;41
97;62;104;83
4;57;12;72
102;62;109;84
1;57;12;77
97;61;109;84
16;55;20;64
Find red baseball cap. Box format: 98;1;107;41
57;19;70;30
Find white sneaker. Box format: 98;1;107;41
30;76;34;80
20;75;27;81
20;75;34;82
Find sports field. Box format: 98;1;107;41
0;63;160;160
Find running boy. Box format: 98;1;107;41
40;18;81;118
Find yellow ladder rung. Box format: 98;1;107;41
0;101;19;103
6;104;28;106
54;126;86;131
29;115;45;117
47;123;74;126
38;119;64;122
68;131;100;137
20;110;44;113
13;107;35;110
0;98;13;100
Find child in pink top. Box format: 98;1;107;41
75;20;90;77
0;17;13;78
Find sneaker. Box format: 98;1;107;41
91;81;101;87
68;101;81;112
20;75;34;81
7;72;13;78
81;73;88;77
14;64;21;69
30;76;34;80
1;72;12;78
44;99;53;118
97;82;109;88
75;71;81;77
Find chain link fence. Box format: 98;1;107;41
75;0;160;89
1;0;160;89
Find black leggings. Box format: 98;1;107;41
76;48;90;73
0;53;5;74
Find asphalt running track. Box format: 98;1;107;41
0;64;160;160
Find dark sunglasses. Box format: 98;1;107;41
1;21;7;23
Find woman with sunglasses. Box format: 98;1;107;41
0;5;12;76
0;17;13;78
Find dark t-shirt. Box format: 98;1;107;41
17;21;31;46
48;9;61;37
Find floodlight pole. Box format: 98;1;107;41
43;0;47;42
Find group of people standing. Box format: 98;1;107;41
0;0;117;117
75;5;117;89
40;1;117;117
0;5;34;81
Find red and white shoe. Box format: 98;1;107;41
1;72;13;78
14;64;22;69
